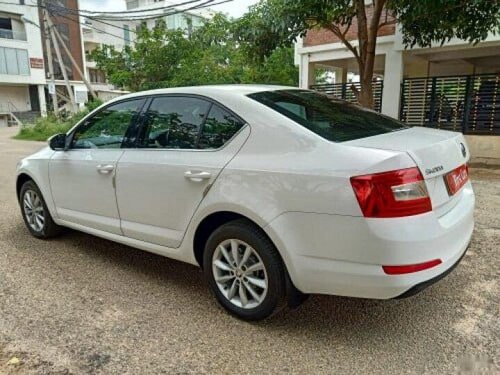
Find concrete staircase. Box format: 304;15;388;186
13;111;40;126
0;113;20;128
0;102;35;127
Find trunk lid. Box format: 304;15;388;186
345;127;470;215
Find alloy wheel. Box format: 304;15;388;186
212;239;268;309
23;189;45;232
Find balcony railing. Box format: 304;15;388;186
0;28;27;41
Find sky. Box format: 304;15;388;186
80;0;259;18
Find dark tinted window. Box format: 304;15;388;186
198;104;245;149
72;99;144;149
142;96;210;149
0;18;12;31
248;90;407;142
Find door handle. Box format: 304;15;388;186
96;164;115;174
184;170;212;181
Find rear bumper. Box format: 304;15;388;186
394;245;468;299
265;184;474;299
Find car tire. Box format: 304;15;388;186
203;219;287;321
19;180;61;239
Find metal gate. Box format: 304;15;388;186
310;81;384;112
400;74;500;135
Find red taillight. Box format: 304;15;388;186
382;259;442;275
350;167;432;218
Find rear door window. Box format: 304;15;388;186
198;104;245;149
140;96;210;149
248;90;407;142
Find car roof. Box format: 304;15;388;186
105;84;298;104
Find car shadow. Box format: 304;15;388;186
6;222;463;341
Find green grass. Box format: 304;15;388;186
13;100;103;142
14;115;80;141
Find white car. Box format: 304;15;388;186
16;85;474;320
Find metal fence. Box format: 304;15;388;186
310;81;384;112
400;74;500;135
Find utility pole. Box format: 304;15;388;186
52;24;98;100
42;8;58;115
44;9;78;113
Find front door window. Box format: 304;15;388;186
72;99;144;149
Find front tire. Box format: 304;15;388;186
19;180;61;239
203;219;286;321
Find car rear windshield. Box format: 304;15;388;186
248;90;408;142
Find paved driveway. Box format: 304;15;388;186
0;126;498;374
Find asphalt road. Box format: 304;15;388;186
0;126;498;374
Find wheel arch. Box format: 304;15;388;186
193;211;254;268
16;172;35;201
192;210;286;270
16;170;58;221
192;209;306;304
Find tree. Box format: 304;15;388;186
91;22;191;91
236;0;500;109
90;15;298;91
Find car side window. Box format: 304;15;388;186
198;104;245;149
71;99;144;149
142;96;210;149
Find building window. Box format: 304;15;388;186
136;21;147;34
0;47;30;75
53;54;73;80
54;0;68;7
191;15;203;28
89;68;106;84
0;17;13;39
127;0;139;9
55;23;70;47
0;18;12;30
123;25;130;46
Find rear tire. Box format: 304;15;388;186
19;180;61;239
203;219;287;321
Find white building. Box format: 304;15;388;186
0;0;46;127
82;18;134;101
125;0;210;30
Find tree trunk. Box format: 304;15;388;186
358;78;374;108
352;0;386;110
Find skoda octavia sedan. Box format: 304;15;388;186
16;85;474;320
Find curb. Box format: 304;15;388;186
469;157;500;170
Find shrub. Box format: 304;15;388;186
13;100;103;142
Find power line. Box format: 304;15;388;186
45;2;227;42
76;0;207;15
43;0;233;36
39;0;220;20
48;0;233;22
41;0;211;15
21;0;213;15
85;0;233;22
2;0;234;43
80;16;140;35
53;11;133;41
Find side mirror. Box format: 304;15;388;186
48;133;67;150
